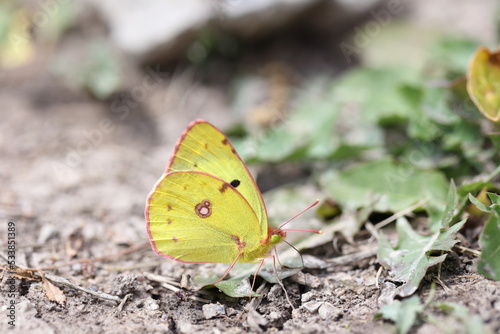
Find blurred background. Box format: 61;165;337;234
1;0;500;332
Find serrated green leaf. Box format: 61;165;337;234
432;219;467;251
437;181;457;229
374;296;424;334
486;193;500;216
487;192;500;204
378;217;466;297
477;213;500;280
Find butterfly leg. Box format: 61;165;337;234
210;252;243;285
273;246;285;269
250;258;266;296
269;253;295;309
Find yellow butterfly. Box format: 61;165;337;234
145;119;319;287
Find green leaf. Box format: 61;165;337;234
438;180;457;229
234;83;383;163
321;159;449;213
486;192;500;216
192;262;304;297
333;67;421;124
374;296;424;334
459;166;500;197
192;273;259;298
468;193;492;213
378;217;466;297
213;276;259;298
257;266;302;284
458;181;495;197
477;213;500;280
469;192;500;216
434;302;493;334
431;37;479;75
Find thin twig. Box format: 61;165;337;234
115;293;132;313
143;272;211;303
453;245;481;257
433;275;451;294
375;266;383;289
143;272;179;287
365;221;379;240
326;247;378;268
246;283;269;312
374;198;428;230
43;273;121;303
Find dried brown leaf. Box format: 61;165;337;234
41;273;67;306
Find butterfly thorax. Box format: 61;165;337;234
238;228;287;263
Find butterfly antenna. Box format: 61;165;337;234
281;240;305;270
281;240;312;288
278;199;322;234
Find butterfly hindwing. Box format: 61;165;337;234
146;171;263;263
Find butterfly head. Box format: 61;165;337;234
268;227;287;246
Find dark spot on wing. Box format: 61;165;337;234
219;182;230;193
230;179;240;188
232;235;246;250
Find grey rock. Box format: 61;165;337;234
202;303;226;319
87;0;385;63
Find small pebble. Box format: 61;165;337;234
144;297;160;311
269;311;281;321
303;301;322;313
301;291;314;303
87;285;99;292
226;307;238;317
202;303;225;319
318;302;341;320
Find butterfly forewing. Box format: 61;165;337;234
166;120;268;239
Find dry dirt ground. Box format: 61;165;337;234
1;8;500;334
